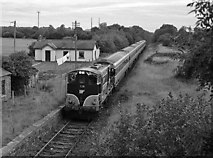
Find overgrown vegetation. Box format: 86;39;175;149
152;0;213;93
175;0;213;90
98;94;212;156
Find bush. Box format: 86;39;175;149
2;51;37;94
101;93;212;156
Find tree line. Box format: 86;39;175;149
2;24;153;54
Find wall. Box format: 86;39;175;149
35;46;100;62
0;105;65;156
35;49;42;61
1;75;11;101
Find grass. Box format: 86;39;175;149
1;74;66;146
1;38;36;56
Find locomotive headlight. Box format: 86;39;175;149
79;71;85;74
92;99;97;105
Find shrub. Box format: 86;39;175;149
102;93;212;156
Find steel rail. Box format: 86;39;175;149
34;121;70;157
65;121;91;157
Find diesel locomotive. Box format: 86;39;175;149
64;40;146;114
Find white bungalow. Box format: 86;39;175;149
33;39;100;62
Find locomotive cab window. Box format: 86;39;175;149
86;71;97;85
88;74;97;85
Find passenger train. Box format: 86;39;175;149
64;40;146;116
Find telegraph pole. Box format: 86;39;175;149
37;11;40;28
91;17;93;30
11;21;16;53
72;20;80;69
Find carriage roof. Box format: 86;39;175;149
100;51;128;65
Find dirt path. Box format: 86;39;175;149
73;43;203;156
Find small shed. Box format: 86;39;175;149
0;68;11;101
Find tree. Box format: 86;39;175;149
28;41;36;57
2;51;37;95
157;33;172;46
176;0;213;90
187;0;213;30
152;24;177;42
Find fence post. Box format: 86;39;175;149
12;91;15;106
24;85;27;97
65;74;67;96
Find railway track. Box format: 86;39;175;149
34;121;90;157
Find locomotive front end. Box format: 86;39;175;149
65;69;101;113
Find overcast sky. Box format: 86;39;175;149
1;0;197;32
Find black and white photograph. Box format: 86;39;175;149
0;0;212;156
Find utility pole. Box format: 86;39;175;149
91;17;93;30
37;11;40;28
72;20;80;69
11;21;16;53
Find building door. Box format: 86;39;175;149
45;50;51;61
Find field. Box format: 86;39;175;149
0;38;36;56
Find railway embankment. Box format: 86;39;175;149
1;105;64;156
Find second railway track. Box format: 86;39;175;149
34;120;90;157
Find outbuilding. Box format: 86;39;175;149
33;39;100;62
0;68;11;101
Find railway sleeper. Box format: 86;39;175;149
68;124;88;128
62;129;83;135
43;148;68;154
49;143;71;149
39;150;67;156
51;140;73;146
58;133;78;139
55;137;74;143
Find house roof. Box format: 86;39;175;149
0;68;11;77
33;39;97;50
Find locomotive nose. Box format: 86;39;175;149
65;94;80;108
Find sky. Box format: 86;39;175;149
0;0;197;32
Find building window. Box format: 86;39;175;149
79;51;85;59
2;80;6;95
63;51;68;56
